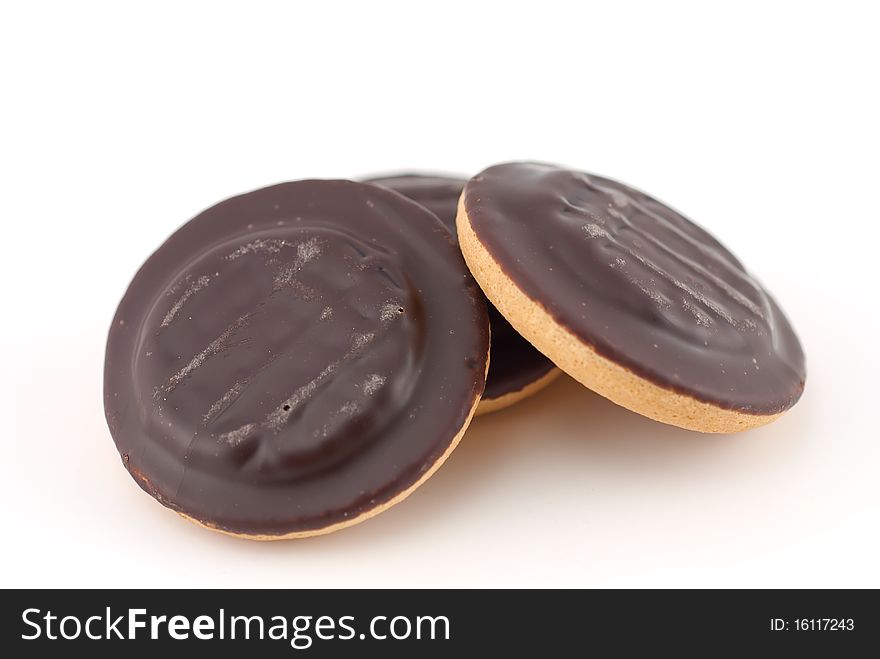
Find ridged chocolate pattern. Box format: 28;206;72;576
104;180;489;535
464;163;805;414
365;174;556;400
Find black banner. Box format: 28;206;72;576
1;589;874;655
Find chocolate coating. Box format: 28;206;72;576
464;163;805;414
104;180;489;536
365;174;555;401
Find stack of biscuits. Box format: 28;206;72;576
104;162;806;539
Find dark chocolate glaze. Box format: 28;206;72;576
464;163;806;414
104;180;489;536
365;174;556;400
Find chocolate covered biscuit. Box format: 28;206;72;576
458;162;805;432
105;180;489;538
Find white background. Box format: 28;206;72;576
1;1;877;588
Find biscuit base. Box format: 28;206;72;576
476;367;561;416
456;196;782;434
